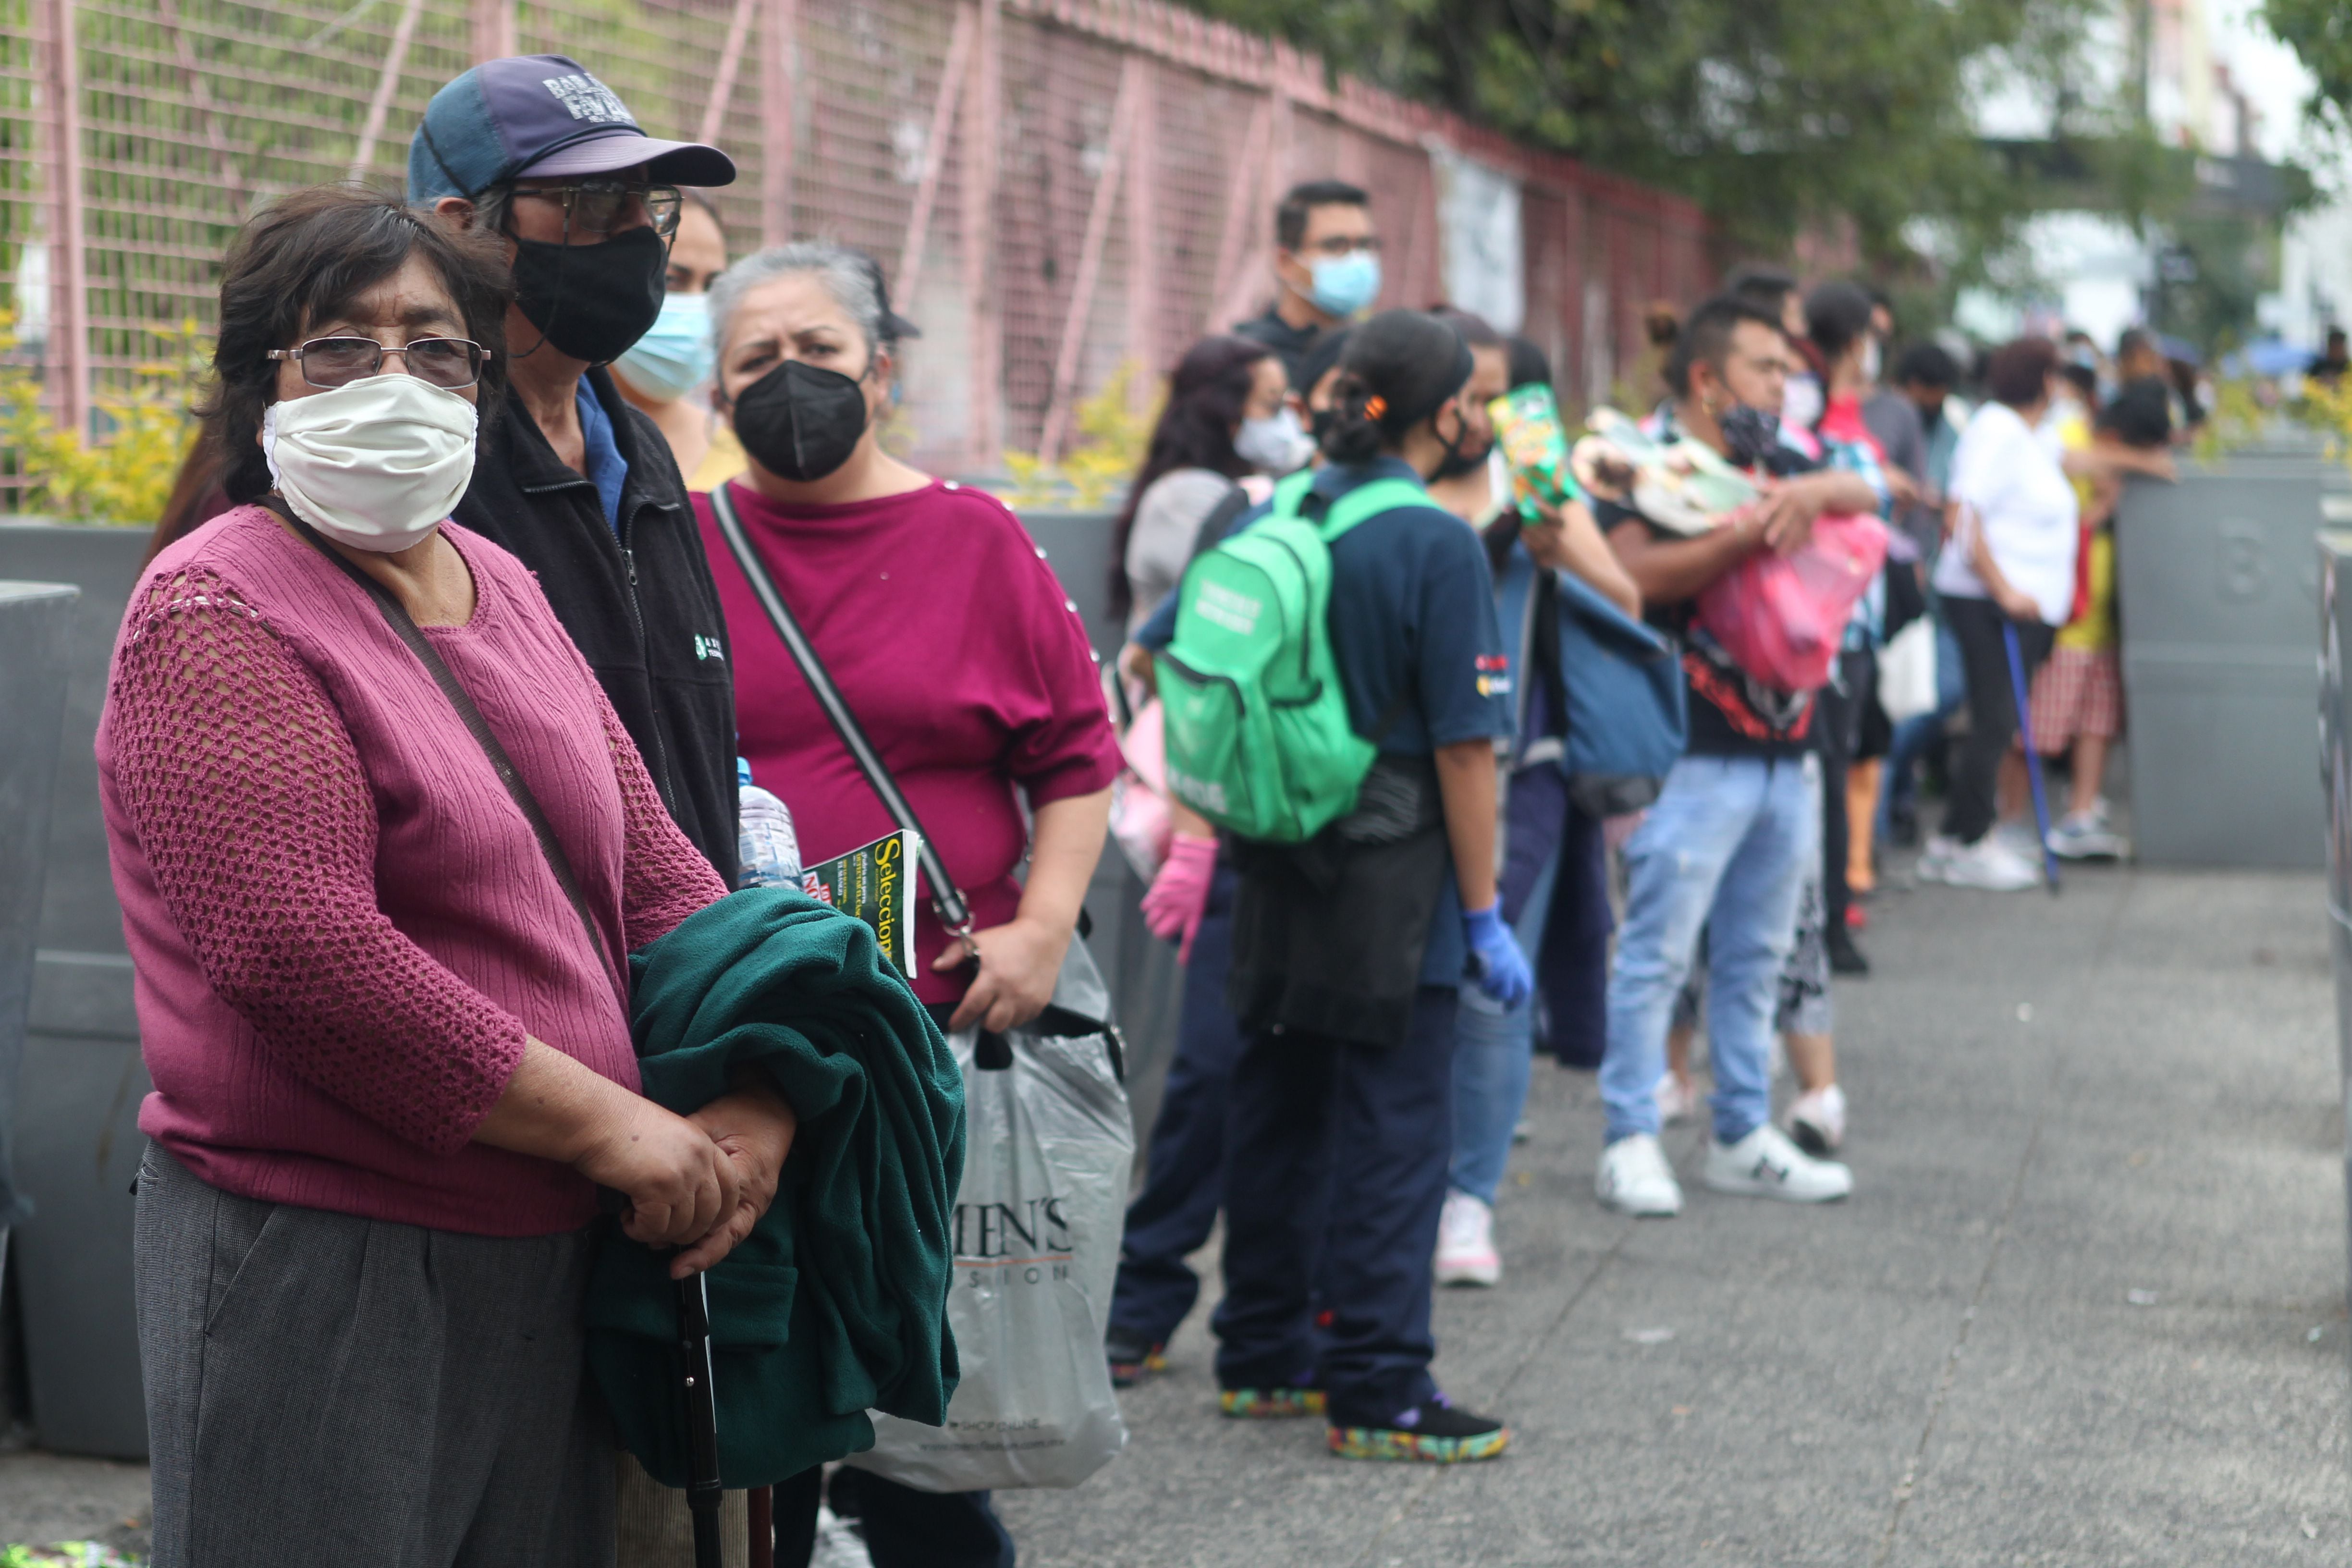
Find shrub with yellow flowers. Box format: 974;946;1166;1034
996;361;1162;513
0;312;208;525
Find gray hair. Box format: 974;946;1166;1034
467;181;514;236
707;241;893;366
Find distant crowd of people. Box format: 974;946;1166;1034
97;49;2188;1568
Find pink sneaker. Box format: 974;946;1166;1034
1433;1190;1500;1286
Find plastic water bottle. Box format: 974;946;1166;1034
736;757;802;889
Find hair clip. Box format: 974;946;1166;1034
1363;395;1387;419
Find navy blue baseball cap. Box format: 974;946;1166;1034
407;54;735;204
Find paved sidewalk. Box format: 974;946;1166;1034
1;864;2344;1563
999;864;2352;1566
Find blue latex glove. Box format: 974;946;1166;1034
1463;902;1533;1009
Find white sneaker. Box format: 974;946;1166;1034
2047;812;2129;860
1994;817;2043;861
1785;1084;1848;1155
1654;1073;1698;1125
1929;833;2042;892
1704;1123;1852;1202
1597;1133;1684;1217
1433;1190;1502;1286
1916;832;1963;882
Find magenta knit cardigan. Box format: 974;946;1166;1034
98;507;728;1236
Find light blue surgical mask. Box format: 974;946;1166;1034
612;292;714;403
1306;251;1382;319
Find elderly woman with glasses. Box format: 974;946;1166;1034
106;184;782;1568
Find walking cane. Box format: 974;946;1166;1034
2001;620;2062;895
676;1273;725;1568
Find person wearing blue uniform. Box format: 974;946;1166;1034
1138;310;1525;1463
1103;328;1355;1385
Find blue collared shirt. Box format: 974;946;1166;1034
575;376;628;531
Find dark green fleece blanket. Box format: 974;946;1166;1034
587;888;964;1488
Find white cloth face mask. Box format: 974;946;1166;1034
262;372;479;553
1234;407;1316;475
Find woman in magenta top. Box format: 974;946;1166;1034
691;243;1118;1564
693;245;1120;1030
101;187;790;1567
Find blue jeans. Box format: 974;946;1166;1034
1879;620;1966;839
1448;839;1561;1205
1600;754;1818;1146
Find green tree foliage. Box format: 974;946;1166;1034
1200;0;2102;270
2263;0;2352;133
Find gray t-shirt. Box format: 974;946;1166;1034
1862;387;1936;554
1124;467;1237;635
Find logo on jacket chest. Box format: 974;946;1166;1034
693;634;725;662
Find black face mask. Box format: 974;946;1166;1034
1419;403;1481;482
511;224;666;366
1718;403;1783;469
1431;438;1495;481
731;359;870;482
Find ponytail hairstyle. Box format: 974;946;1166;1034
1316;308;1473;465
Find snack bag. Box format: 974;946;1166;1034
1489;383;1583;524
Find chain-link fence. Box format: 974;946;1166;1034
2;0;1709;502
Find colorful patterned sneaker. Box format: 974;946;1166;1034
1105;1330;1167;1389
1328;1394;1509;1463
1218;1386;1327;1418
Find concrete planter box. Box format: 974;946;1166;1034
0;522;153;1457
2115;468;2333;869
1014;508;1181;1129
0;581;80;1247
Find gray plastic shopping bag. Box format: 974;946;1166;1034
844;943;1132;1492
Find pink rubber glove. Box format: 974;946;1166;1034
1140;833;1217;964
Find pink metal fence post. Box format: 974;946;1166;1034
894;0;976;312
1202;95;1267;334
38;0;89;442
697;0;760;147
158;0;247;207
1037;53;1140;466
470;0;515;64
350;0;427;184
760;0;799;245
960;0;1003;469
1123;56;1159;411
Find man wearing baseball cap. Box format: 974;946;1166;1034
411;54;740;882
412;56;794;1562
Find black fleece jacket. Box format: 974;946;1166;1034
453;367;739;881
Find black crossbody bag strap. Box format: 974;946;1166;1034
707;484;977;939
271;501;628;1006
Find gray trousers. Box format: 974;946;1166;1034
134;1144;616;1568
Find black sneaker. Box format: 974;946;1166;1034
1826;926;1870;976
1327;1394;1508;1462
1105;1330;1166;1388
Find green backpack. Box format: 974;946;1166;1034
1154;470;1428;843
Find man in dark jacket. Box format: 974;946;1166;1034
1233;179;1382;386
410;54;740;880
